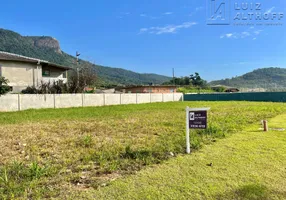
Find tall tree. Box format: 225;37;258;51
68;63;97;93
190;73;207;87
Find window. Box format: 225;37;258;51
63;71;67;78
170;89;174;93
42;69;50;77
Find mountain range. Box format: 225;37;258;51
1;28;285;89
0;28;171;86
210;67;286;89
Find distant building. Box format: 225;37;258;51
0;51;71;92
225;88;240;93
118;85;177;93
211;85;240;93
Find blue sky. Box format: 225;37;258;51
0;0;285;81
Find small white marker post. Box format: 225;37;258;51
186;107;210;154
186;106;191;154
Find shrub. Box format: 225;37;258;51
0;76;11;95
21;81;69;94
21;86;38;94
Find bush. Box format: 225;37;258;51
21;86;38;94
21;81;69;94
177;86;215;94
0;76;11;95
212;86;226;92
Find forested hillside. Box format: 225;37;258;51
0;28;171;86
210;68;286;89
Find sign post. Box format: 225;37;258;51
186;107;210;154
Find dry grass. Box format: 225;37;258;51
0;101;285;199
88;114;286;200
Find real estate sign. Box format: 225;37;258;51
186;107;210;154
189;110;207;129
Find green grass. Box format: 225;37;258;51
75;114;286;199
0;102;285;199
177;87;215;94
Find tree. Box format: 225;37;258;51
190;72;207;87
162;76;191;86
68;63;97;93
0;76;11;95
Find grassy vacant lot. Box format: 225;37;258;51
0;101;285;199
89;114;286;200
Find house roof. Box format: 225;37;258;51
0;51;71;70
119;85;177;89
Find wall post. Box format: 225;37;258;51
263;120;269;132
18;94;21;111
53;94;56;109
82;93;84;107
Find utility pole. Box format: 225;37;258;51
172;68;176;94
172;68;175;85
76;51;81;89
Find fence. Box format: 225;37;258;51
0;93;183;112
184;92;286;102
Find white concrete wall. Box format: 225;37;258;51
0;93;184;112
0;61;36;88
105;94;121;106
0;95;19;111
137;94;151;104
151;94;163;103
163;93;174;102
55;94;82;108
42;77;67;84
121;94;137;104
20;94;54;110
83;94;104;107
174;93;183;101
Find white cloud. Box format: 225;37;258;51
140;28;148;32
254;30;263;35
241;31;250;38
221;33;234;38
140;22;197;35
164;12;173;15
253;37;257;40
195;6;203;11
189;6;204;16
220;28;263;39
265;7;275;14
140;14;161;20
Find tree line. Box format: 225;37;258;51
163;73;208;87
